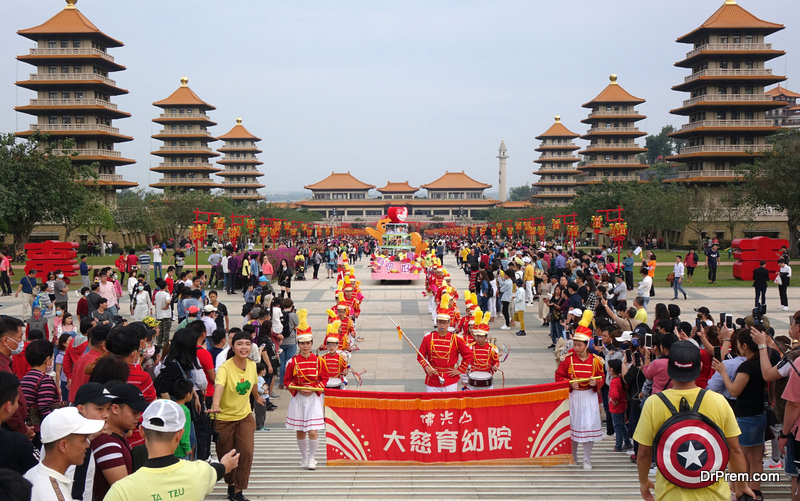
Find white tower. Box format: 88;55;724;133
497;140;508;202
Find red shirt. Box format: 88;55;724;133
63;337;88;379
11;343;31;381
196;347;215;397
417;331;474;387
608;376;627;414
92;432;132;500
695;349;713;389
321;352;347;379
69;349;103;402
0;352;29;434
283;353;328;396
555;352;605;392
76;297;89;320
461;342;499;373
126;362;156;447
126;254;139;269
165;276;174;295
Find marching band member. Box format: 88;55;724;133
460;307;480;345
318;319;349;352
460;310;500;390
342;278;361;320
322;326;349;390
417;293;473;392
284;309;329;470
554;310;605;471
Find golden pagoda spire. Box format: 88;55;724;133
180;76;188;87
65;0;77;9
724;0;737;5
609;74;618;85
236;117;242;125
555;115;561;123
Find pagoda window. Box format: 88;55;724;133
717;112;726;120
744;86;754;95
604;171;611;177
732;61;740;69
744;136;754;145
745;61;753;69
188;157;195;163
179;125;185;131
720;36;728;44
179;108;185;114
186;109;192;114
730;137;740;146
48;116;57;125
171;125;177;131
188;141;194;146
605;106;612;112
61;117;71;124
745;35;754;44
622;154;628;160
622;106;628;111
171;108;177;113
61;65;69;74
744;111;754;119
171;141;177;146
75;116;85;124
622;139;628;144
731;86;740;95
48;40;57;48
73;41;81;48
715;137;726;146
604;155;611;161
61;40;69;48
718;87;727;95
73;65;82;73
77;141;86;149
715;162;726;169
605;122;611;128
179;142;186;147
614;154;621;160
732;36;741;44
720;61;728;69
49;90;57;99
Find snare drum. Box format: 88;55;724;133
467;371;493;389
326;377;345;390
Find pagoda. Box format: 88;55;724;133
578;75;648;184
667;0;785;184
532;115;581;206
216;118;265;201
14;0;137;200
150;77;220;191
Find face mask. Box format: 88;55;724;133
46;360;54;373
5;337;23;356
55;310;63;316
619;342;630;350
58;274;64;279
85;291;90;297
144;345;156;358
138;285;144;291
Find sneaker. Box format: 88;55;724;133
516;331;526;336
299;459;309;468
233;492;250;501
763;458;782;469
629;454;637;462
308;459;317;470
612;447;624;452
547;344;556;349
269;393;281;399
649;465;657;476
227;484;235;500
583;461;592;470
500;325;510;330
624;444;634;452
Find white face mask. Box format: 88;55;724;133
5;337;23;356
58;274;64;279
144;345;156;358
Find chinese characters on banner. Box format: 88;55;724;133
324;382;571;465
374;258;412;273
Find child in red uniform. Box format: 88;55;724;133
608;358;632;452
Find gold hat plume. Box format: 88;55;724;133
330;319;342;333
297;309;311;334
579;309;594;328
470;307;482;325
326;308;337;320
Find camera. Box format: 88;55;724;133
752;305;767;328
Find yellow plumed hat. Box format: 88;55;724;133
296;309;312;342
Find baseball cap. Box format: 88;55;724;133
667;340;702;383
40;407;104;444
142;399;186;433
74;382;116;406
632;324;651;337
522;256;531;263
615;331;633;343
693;306;710;316
202;304;217;313
108;383;150;413
186;305;200;315
569;308;582;317
258;275;267;282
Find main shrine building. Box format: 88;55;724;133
294;171;501;219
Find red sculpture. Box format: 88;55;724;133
24;241;80;284
731;236;789;281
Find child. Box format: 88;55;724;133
243;283;256;305
322;332;348;390
255;362;269;431
608;358;632;452
171;378;195;459
513;278;526;337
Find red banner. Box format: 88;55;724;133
324;382;571;465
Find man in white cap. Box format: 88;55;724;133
104;399;240;501
522;256;535;305
24;407;104;501
201;304;218;347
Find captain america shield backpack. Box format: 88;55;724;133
652;389;730;489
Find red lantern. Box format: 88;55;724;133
567;224;579;239
229;226;241;240
551;219;561;230
591;215;603;234
246;219;256;234
259;225;269;238
213;217;225;236
191;224;205;241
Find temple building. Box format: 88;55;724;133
294;171;498;219
765;84;800;128
150;77;220;191
216;118;265;201
667;0;785;184
532;115;581;206
578;75;648;184
15;0;137;201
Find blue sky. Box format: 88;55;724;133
2;0;799;196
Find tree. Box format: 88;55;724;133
644;125;686;165
684;187;718;243
737;128;800;257
508;184;532;202
0;133;97;252
79;202;116;256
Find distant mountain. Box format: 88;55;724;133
264;191;311;202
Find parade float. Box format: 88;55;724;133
367;207;426;282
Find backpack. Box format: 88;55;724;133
652;389;729;489
485;281;494;298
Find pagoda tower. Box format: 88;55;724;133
216;118;265;201
532;115;581;206
667;0;785;184
150;77;220;191
578;75;648;184
14;0;137;200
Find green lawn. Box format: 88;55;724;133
83;250;217;269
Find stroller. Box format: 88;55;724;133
294;256;306;281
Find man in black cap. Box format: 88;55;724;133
90;383;149;500
68;382;116;501
634;340;754;500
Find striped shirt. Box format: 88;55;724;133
92;433;132;501
19;369;59;427
126;363;156;448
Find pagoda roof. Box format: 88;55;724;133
153;78;216;111
218;119;261;141
421;171;491;190
583;75;645;107
304;172;375;191
18;0;123;47
535;116;579;139
377;181;418;193
766;84;800;99
676;1;784;44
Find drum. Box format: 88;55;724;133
467;371;493;388
326;377;345;389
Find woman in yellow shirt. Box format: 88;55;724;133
209;331;265;501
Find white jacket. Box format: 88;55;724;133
637;275;653;297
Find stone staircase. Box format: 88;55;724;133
206;430;792;500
